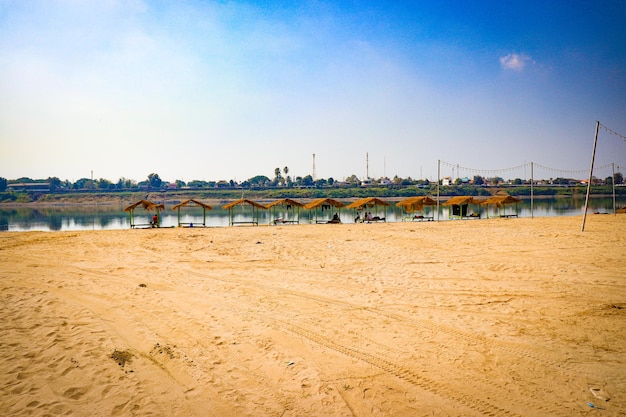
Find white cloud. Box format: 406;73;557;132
499;53;534;71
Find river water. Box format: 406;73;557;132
1;196;623;232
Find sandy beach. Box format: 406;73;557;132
1;215;624;417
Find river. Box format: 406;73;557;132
1;196;623;232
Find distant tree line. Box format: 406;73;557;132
0;167;623;195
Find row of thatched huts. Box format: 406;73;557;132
124;195;522;228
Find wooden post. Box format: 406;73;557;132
437;160;441;221
612;163;616;215
581;121;600;232
530;161;534;219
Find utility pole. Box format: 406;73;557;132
312;153;316;181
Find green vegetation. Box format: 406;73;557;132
0;169;624;204
1;184;624;205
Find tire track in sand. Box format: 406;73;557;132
178;267;588;416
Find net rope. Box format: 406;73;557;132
439;160;620;179
600;123;626;141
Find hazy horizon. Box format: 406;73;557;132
2;157;625;185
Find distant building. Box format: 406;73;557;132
7;183;50;192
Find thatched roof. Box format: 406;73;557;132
617;205;626;214
345;197;391;210
265;198;305;209
442;196;478;206
396;196;437;211
124;199;165;212
222;199;267;210
171;199;213;210
480;195;522;207
304;198;345;210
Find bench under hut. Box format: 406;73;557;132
222;199;267;226
124;200;165;229
442;196;482;219
396;196;437;221
265;198;305;225
480;195;522;218
304;198;345;224
171;199;213;227
346;197;391;222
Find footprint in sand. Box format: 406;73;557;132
589;386;610;401
63;386;88;400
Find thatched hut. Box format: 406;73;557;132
304;198;345;224
442;196;481;219
396;196;437;221
480;195;522;218
346;197;391;222
222;199;267;226
171;199;213;227
124;200;165;228
265;198;305;225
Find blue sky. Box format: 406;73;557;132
1;0;624;183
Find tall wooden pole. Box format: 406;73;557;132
581;121;600;232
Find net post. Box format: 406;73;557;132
581;121;600;232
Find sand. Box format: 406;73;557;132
1;215;625;417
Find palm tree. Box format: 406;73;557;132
273;168;281;186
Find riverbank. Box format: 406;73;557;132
1;192;623;209
2;184;624;206
1;215;625;416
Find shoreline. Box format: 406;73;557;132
0;193;622;208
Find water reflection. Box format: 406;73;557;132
0;196;623;232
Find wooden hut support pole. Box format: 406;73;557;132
612;162;616;215
437;159;441;222
530;161;534;219
581;120;599;232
